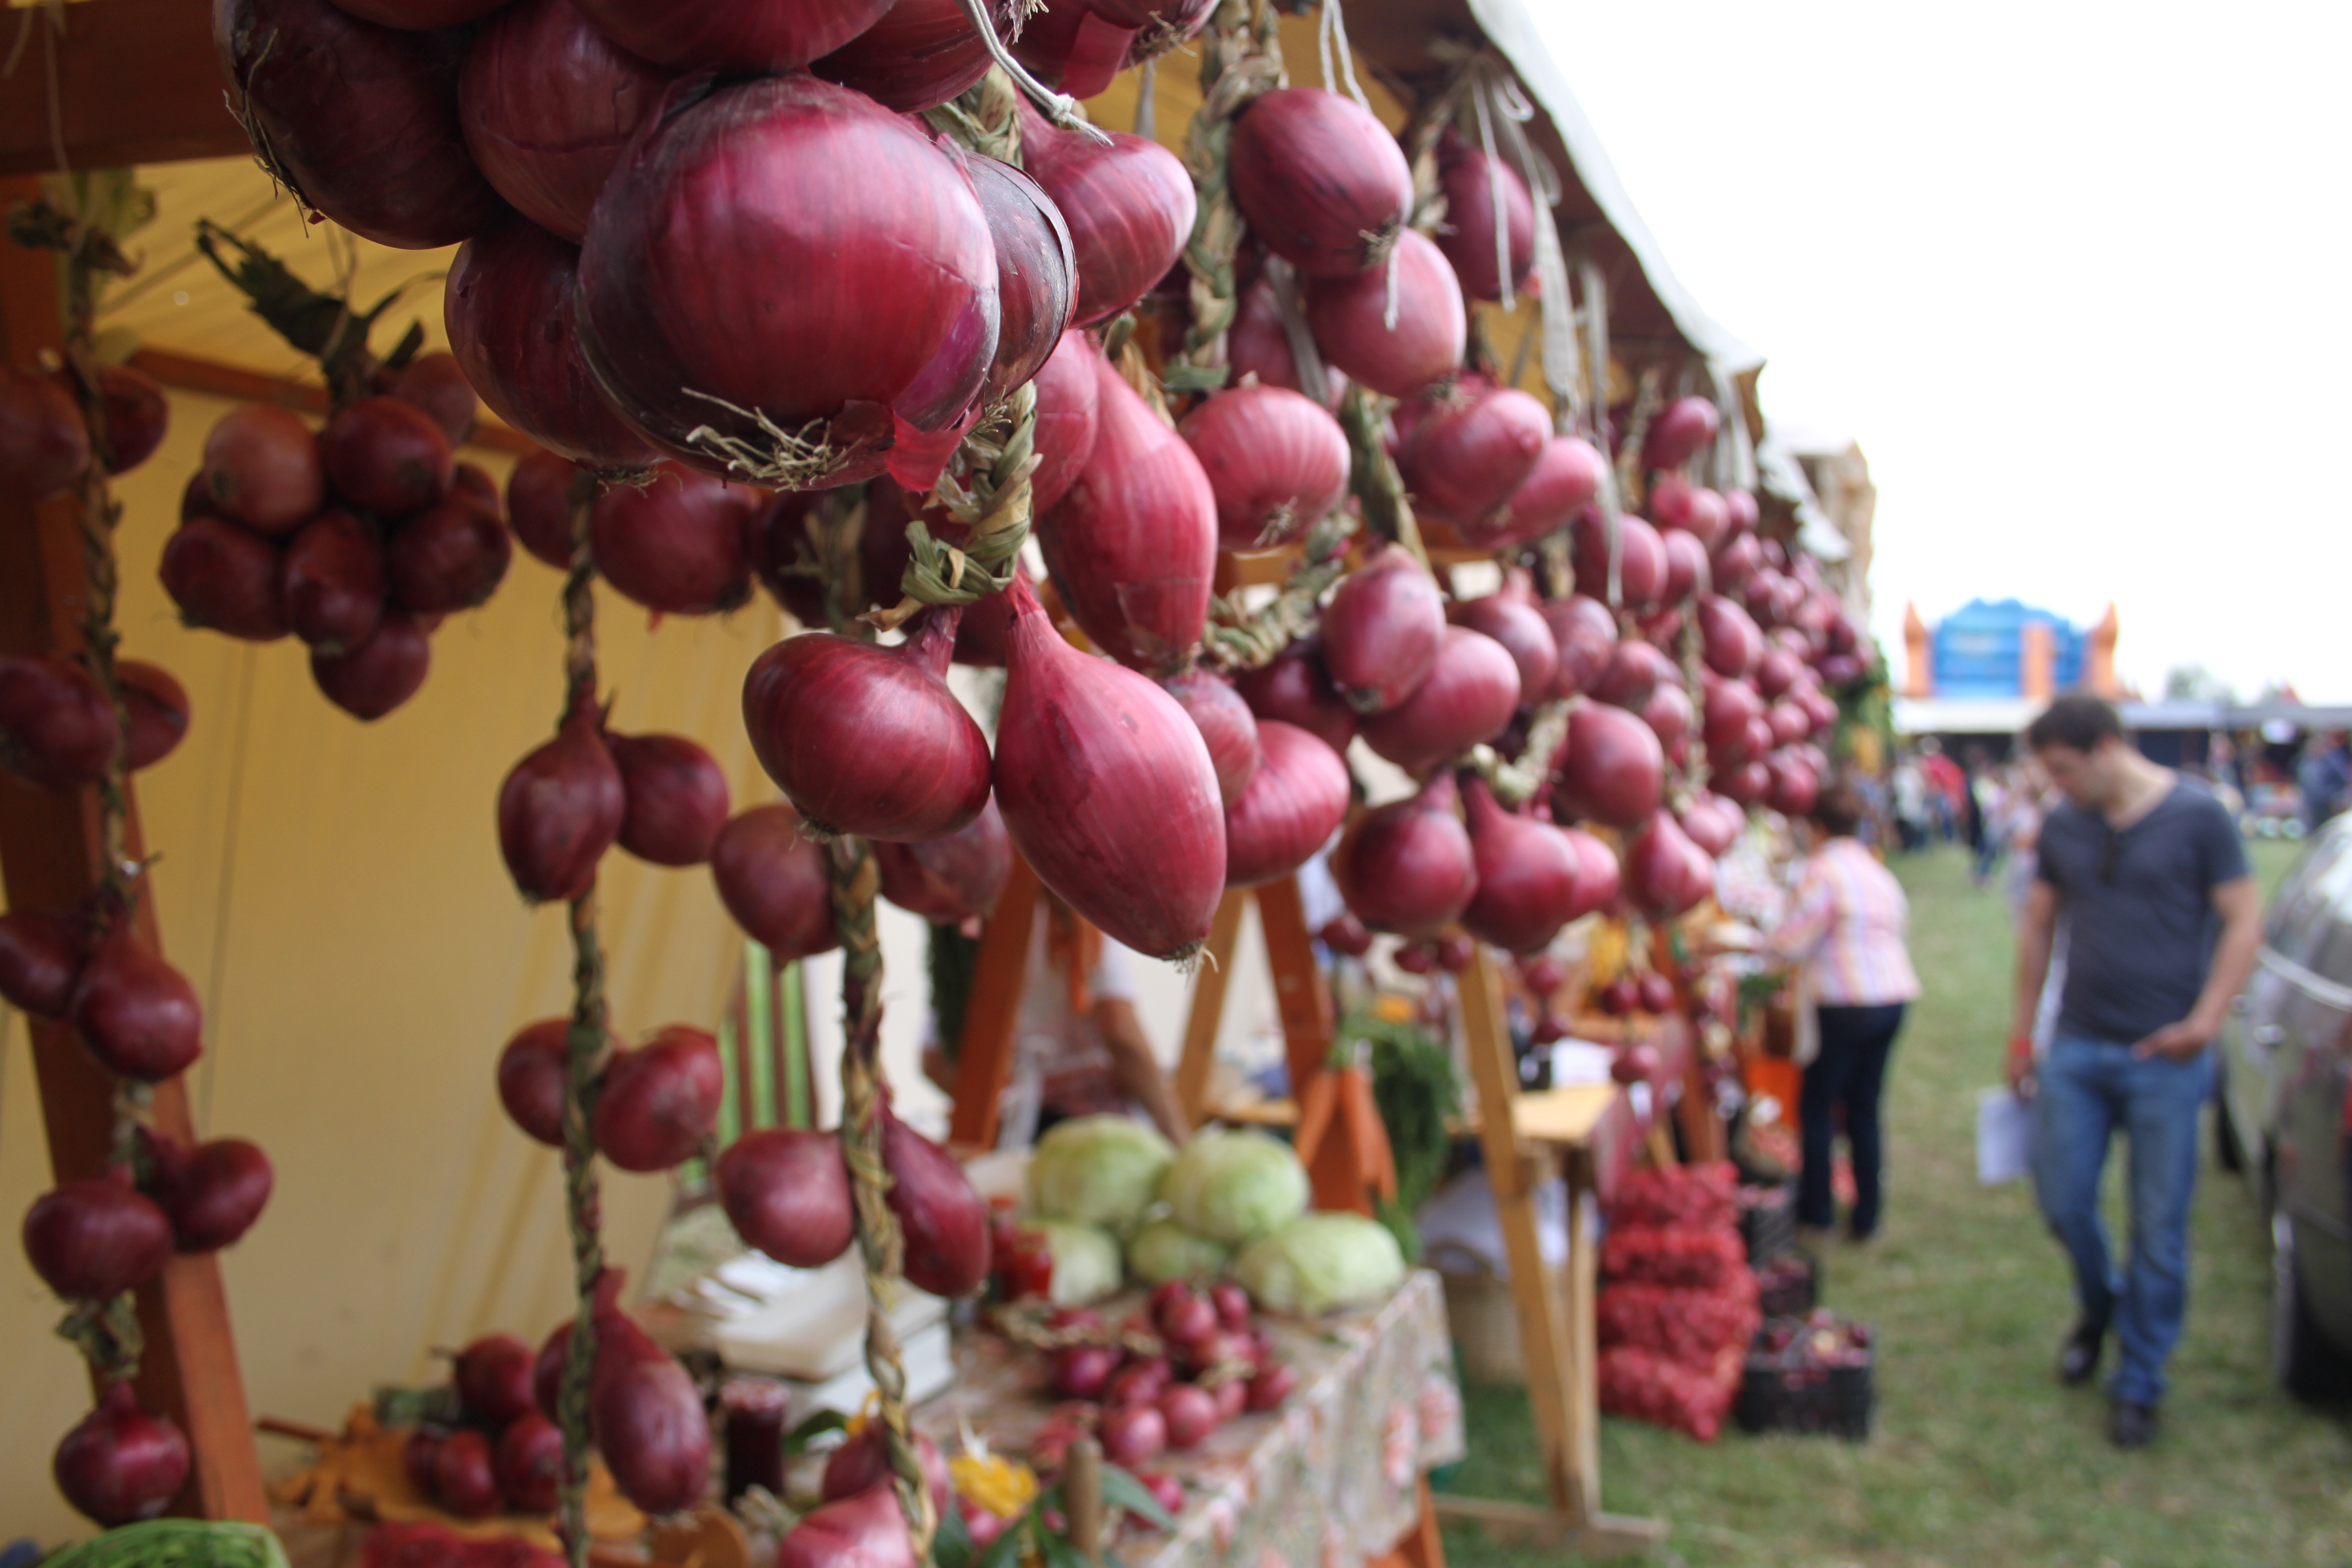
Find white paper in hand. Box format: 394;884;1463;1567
1977;1088;2033;1186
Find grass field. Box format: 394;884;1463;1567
1435;840;2352;1568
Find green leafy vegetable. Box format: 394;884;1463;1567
1160;1129;1309;1246
1028;1115;1176;1234
1125;1219;1233;1285
1235;1212;1407;1316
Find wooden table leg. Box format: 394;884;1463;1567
1258;877;1375;1215
947;856;1040;1150
1173;888;1246;1125
1561;1147;1601;1523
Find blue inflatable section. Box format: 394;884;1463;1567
1931;599;2085;697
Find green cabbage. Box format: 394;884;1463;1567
1028;1218;1125;1306
1161;1128;1310;1245
1235;1213;1408;1315
1028;1115;1176;1234
1126;1218;1234;1285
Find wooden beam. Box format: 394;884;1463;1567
1173;889;1246;1124
0;0;250;178
0;175;266;1523
132;349;541;458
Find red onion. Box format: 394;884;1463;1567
573;0;887;70
743;610;989;841
1640;396;1720;472
1679;794;1743;858
1722;488;1759;539
0;366;89;497
1711;532;1762;594
387;496;512;612
966;155;1078;402
994;576;1224;958
78;364;167;476
70;921;202;1081
1568;826;1621;911
1588;639;1676;712
1010;0;1137;99
815;0;1002;111
1035;355;1215;673
883;1109;990;1296
1641;683;1693;750
1647;473;1710;547
1030;330;1103;515
1331;772;1476;936
1179;384;1349;552
326;0;506;23
1681;488;1731;552
201;404;323;534
711;804;840;960
459;0;673;242
1756;647;1802;699
0;654;115;789
384;353;478;447
608;732;731;867
282;509;386;653
1551;702;1663;829
1360;626;1520;775
401;1430;442;1496
590;464;755;614
578;75;996;482
22;1177;173;1299
495;1412;564;1513
594;1025;724;1172
497;1019;571;1147
1233;639;1355;755
498;694;624;903
1020;103;1194;329
1569;511;1667;609
1696;594;1763;678
1158;1382;1219;1450
1767;752;1819;817
1162;671;1261;806
717;1127;856;1269
1660;530;1711;606
1624;810;1714;918
1322;544;1445;714
1052;1343;1120;1399
1224;719;1351;887
1303;229;1465;399
216;0;500;249
161;519;291;643
1465;435;1607;550
53;1382;188;1527
1099;1403;1169;1469
1817;651;1865;688
875;797;1014;922
1453;583;1558;702
0;909;81;1017
312;612;432;719
1246;1363;1298;1412
1433;133;1534;302
445;214;661;471
821;1421;952;1518
1540;595;1618;699
779;1483;919;1568
506;448;580;568
1702;676;1764;759
1461;778;1584;954
1766;700;1809;748
148;1135;273;1253
442;1334;538;1426
1227;278;1343;404
1395;386;1550;530
1229;89;1412;277
590;1285;713;1514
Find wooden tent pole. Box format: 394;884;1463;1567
946;856;1041;1151
1173;890;1247;1123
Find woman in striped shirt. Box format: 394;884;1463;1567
1769;782;1922;1241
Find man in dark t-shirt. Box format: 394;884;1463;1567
2010;696;2262;1449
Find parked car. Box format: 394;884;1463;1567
2216;813;2352;1398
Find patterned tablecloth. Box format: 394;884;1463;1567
918;1271;1464;1568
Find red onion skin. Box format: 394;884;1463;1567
1722;488;1760;540
1098;1403;1169;1469
445;1333;538;1426
1680;487;1732;552
497;1019;571;1147
312;612;432;720
0;655;116;789
1163;672;1262;806
1697;594;1764;678
966;155;1078;402
22;1177;174;1299
1433;135;1534;301
53;1382;189;1527
1552;702;1665;830
815;0;1000;111
1641;396;1721;472
780;1484;921;1568
590;464;756;615
283;509;386;653
327;0;506;23
821;1422;953;1520
0;909;81;1016
150;1135;273;1253
387;497;512;613
1304;229;1466;398
1568;827;1621;912
0;366;90;497
1702;677;1764;759
1030;330;1103;515
70;922;203;1081
498;696;625;903
995;577;1225;958
590;1292;713;1515
1010;1;1140;101
1233;640;1356;756
202;404;323;534
1679;795;1743;858
445;218;659;471
1322;544;1445;714
459;0;673;243
1227;279;1343;405
1661;530;1712;606
1767;700;1810;748
717;1126;857;1269
1224;720;1351;888
1711;532;1762;594
875;795;1013;922
1641;683;1694;750
1569;511;1668;610
1453;591;1558;703
1035;355;1215;674
1158;1382;1219;1450
1229;89;1413;278
593;1025;725;1172
1589;639;1676;712
608;732;731;867
216;0;501;249
1768;753;1820;817
743;611;989;841
711;804;841;960
1461;434;1607;550
321;397;452;518
1331;772;1478;937
1179;384;1350;552
572;0;888;70
161;519;292;643
1540;595;1619;700
1360;626;1520;776
506;448;580;568
1625;811;1715;918
577;74;995;480
1461;777;1582;954
1395;387;1550;528
1756;648;1803;699
1018;106;1194;330
384;353;479;448
883;1109;991;1297
79;364;168;476
494;1412;564;1513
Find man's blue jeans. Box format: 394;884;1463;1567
2030;1031;2213;1406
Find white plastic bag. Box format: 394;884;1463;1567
1977;1088;2033;1186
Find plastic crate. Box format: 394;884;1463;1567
1737;1179;1798;1264
1735;1316;1873;1440
1754;1249;1819;1319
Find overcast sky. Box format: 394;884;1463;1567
1529;1;2352;702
